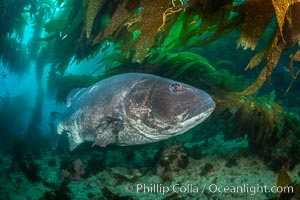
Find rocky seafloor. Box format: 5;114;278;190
1;124;299;200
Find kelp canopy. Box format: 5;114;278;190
41;0;300;95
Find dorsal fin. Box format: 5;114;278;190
66;88;85;107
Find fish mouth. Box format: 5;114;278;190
182;99;216;121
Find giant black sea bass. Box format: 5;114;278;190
53;73;215;150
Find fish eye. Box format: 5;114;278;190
169;83;182;92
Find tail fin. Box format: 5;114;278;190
49;112;61;150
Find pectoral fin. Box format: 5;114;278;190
92;114;124;147
92;131;115;147
105;114;124;135
67;131;84;151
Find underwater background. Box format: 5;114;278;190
1;0;300;199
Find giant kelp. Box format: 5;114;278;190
45;0;235;71
0;96;31;150
236;0;274;50
214;91;300;169
0;0;32;74
240;0;300;95
47;72;98;103
1;0;299;92
42;0;300;96
43;0;87;74
0;0;55;75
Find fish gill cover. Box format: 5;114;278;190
0;0;300;199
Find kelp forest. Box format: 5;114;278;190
1;0;300;199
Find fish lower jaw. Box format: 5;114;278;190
172;107;214;136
